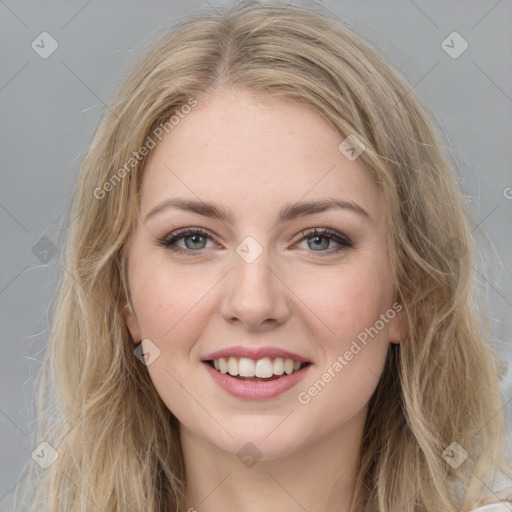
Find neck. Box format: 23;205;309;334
180;408;365;512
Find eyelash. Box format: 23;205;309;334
155;227;354;256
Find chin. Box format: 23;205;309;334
207;422;309;463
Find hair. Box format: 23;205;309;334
15;1;512;511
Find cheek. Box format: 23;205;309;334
129;253;215;342
293;261;394;350
128;258;217;418
292;262;395;422
293;268;394;432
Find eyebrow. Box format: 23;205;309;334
143;197;370;225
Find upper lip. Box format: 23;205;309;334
202;346;311;363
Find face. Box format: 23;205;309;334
124;89;407;460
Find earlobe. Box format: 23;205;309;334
388;303;408;345
122;303;142;343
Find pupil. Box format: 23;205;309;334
186;234;205;249
309;236;328;250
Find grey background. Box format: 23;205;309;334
1;0;511;508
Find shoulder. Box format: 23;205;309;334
469;503;512;511
469;480;512;511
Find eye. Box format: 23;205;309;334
295;228;353;254
155;228;218;254
155;227;354;256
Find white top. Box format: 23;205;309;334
469;478;512;511
471;503;512;511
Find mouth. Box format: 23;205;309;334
205;356;312;382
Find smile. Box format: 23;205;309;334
203;358;312;399
208;356;307;380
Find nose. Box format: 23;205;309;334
220;244;291;331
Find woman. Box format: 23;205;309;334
17;1;512;511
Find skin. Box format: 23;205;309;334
124;88;407;512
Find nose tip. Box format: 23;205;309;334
220;248;290;330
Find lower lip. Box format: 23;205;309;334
203;362;311;399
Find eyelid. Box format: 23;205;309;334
155;227;220;252
295;227;353;246
156;226;354;255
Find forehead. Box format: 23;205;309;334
139;89;382;223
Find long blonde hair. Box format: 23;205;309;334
16;1;512;511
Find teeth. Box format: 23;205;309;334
239;357;255;377
227;357;238;376
219;357;229;374
255;357;273;378
210;356;305;378
273;357;284;375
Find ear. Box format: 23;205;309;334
388;301;408;345
123;303;142;343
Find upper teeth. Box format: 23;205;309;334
212;357;303;378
